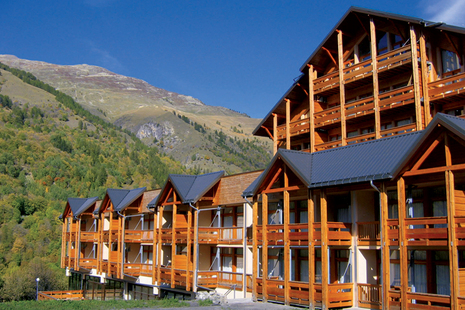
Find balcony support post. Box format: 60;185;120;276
157;206;163;286
397;177;408;310
446;134;458;309
283;167;290;305
252;198;258;301
370;18;381;139
187;204;192;291
321;190;329;310
410;25;423;131
337;30;347;146
262;193;269;302
308;190;315;308
285;99;290;149
273;113;278;155
381;183;390;309
171;196;177;288
419;33;431;125
308;65;315;153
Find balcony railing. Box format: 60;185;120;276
124;230;154;243
406;292;450;309
79;258;97;270
218;227;243;244
289;223;308;246
429;70;465;102
38;290;84;300
266;224;284;246
289;281;310;306
124;263;152;277
266;279;285;303
328;283;353;308
358;283;381;309
357;221;380;246
80;231;98;242
404;216;448;246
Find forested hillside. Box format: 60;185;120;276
0;64;187;300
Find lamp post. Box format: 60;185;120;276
36;278;40;300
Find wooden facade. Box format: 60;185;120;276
61;171;261;300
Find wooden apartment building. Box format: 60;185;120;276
60;6;465;309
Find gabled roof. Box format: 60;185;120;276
155;171;225;206
391;113;465;178
246;114;465;197
96;187;146;214
64;196;99;219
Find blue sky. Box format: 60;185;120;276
2;0;465;119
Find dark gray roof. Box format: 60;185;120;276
156;171;225;205
309;132;421;187
147;196;159;209
67;197;98;218
105;187;146;212
245;113;465;197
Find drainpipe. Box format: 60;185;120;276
243;197;254;298
370;180;385;310
188;203;221;293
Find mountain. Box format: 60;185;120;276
0;55;272;174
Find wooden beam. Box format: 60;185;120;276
322;46;338;68
397;177;407;310
285;99;290;149
446;169;458;309
262;193;269;302
157;206;163;286
261;125;274;140
186;206;192;291
308;190;315;308
297;83;308;96
273;114;278;155
265;167;282;191
152;210;157;284
410;26;423;131
308;65;315;153
193;206;198;292
262;185;302;194
419;32;431;125
283;167;290;305
371;18;381;139
337;30;347;146
410;134;444;172
252;200;258;302
321;190;329;310
380;182;390;309
171;200;177;288
403;162;465;177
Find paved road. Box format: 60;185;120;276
133;300;298;310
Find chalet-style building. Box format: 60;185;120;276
59;171;260;301
58;6;465;310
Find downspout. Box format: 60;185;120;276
370;180;384;310
243;197;254;298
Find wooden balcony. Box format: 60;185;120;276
289;223;308;246
313;222;352;246
79;258;97;270
123;263;152;277
197;270;245;290
160;228;172;243
406;292;450;309
357;221;380;246
266;224;284;246
174;227;188;243
256;226;263;245
218;227;243;244
289;281;310;306
404;216;448;246
81;231;98;242
455;217;465;246
314;71;339;95
266;279;285;303
358;283;381;309
328;283;353;308
159;267;171;284
429;70;465;104
125;230;154;243
198;227;219;243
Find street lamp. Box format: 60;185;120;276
36;278;40;301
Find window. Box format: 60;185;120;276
442;49;459;74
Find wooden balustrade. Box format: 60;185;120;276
256;278;263;297
123;263;152;277
198;227;219;243
159;267;171;284
313;71;339;94
38;290;84;300
315;139;342;152
266;224;284;246
377;45;412;73
289;281;310;306
79;258;97;269
314;105;341;128
266;279;285;302
80;231;97;242
197;271;219;288
218;227;243;244
160;228;172;243
357;221;380;246
346;132;376;145
406;292;451;309
344;59;372;84
345;96;374;120
328;283;353;308
429;71;465;101
289;223;308;246
378;85;414;111
358;283;381;309
404;216;448;246
380;123;416;137
455;217;465;246
174;227;188;242
327;222;352;245
256;225;263;244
